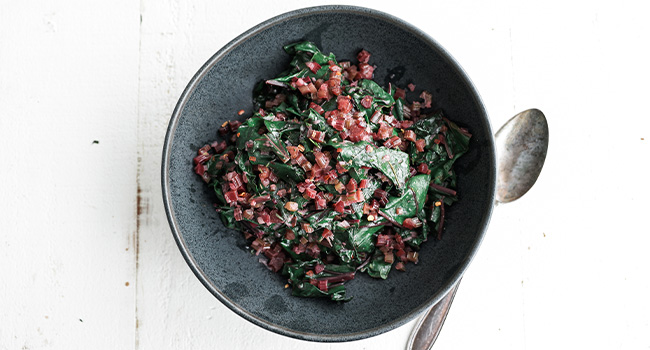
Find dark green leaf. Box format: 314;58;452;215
394;98;405;121
410;111;444;141
359;79;395;105
349;219;386;253
364;251;392;279
337;141;410;188
218;208;238;229
283;41;321;55
271;68;309;83
263;120;301;134
236;117;264;149
267;162;305;183
263;132;290;163
321;98;337;112
306;209;339;231
379;174;431;225
445;119;471;157
312;51;337;65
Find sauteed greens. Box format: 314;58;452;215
193;42;471;301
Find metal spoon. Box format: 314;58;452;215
406;108;549;350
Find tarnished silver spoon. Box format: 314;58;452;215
406;108;549;350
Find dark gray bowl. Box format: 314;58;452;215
162;5;495;342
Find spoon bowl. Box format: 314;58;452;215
496;109;549;203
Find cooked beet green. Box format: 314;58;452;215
193;42;471;301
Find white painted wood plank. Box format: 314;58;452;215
0;1;140;349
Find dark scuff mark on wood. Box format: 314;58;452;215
135;184;142;349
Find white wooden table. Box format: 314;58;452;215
2;1;649;349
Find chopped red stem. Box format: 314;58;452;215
377;210;405;229
315;272;356;284
437;199;445;240
430;183;457;196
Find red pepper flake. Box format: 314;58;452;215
237;109;245;115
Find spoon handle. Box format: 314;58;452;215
406;280;461;350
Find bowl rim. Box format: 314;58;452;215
162;4;495;342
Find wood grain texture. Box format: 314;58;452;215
2;0;650;349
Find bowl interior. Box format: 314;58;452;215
163;6;495;342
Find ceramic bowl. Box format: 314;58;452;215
162;5;495;342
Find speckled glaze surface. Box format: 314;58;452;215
162;5;495;342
